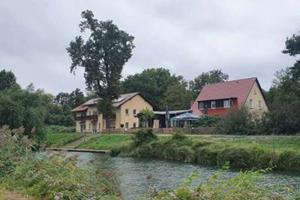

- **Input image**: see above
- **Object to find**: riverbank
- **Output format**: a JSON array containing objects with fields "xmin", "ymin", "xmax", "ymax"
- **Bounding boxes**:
[{"xmin": 67, "ymin": 131, "xmax": 300, "ymax": 172}]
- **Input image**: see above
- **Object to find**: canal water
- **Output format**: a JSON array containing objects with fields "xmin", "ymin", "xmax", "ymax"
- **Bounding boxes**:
[{"xmin": 63, "ymin": 152, "xmax": 300, "ymax": 200}]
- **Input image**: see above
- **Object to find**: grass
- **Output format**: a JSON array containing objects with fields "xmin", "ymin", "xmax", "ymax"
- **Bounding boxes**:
[
  {"xmin": 77, "ymin": 134, "xmax": 132, "ymax": 149},
  {"xmin": 73, "ymin": 133, "xmax": 300, "ymax": 153},
  {"xmin": 45, "ymin": 132, "xmax": 83, "ymax": 147},
  {"xmin": 0, "ymin": 188, "xmax": 31, "ymax": 200}
]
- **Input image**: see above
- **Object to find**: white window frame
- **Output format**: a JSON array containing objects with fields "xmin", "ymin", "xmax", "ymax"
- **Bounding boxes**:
[
  {"xmin": 224, "ymin": 99, "xmax": 231, "ymax": 108},
  {"xmin": 211, "ymin": 101, "xmax": 216, "ymax": 109}
]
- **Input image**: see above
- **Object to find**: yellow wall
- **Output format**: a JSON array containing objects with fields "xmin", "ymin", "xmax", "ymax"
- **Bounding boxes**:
[
  {"xmin": 74, "ymin": 94, "xmax": 153, "ymax": 132},
  {"xmin": 118, "ymin": 95, "xmax": 153, "ymax": 129},
  {"xmin": 245, "ymin": 81, "xmax": 268, "ymax": 117}
]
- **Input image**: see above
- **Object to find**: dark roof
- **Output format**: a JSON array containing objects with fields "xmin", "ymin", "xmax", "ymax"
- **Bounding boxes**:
[
  {"xmin": 153, "ymin": 110, "xmax": 191, "ymax": 115},
  {"xmin": 72, "ymin": 92, "xmax": 144, "ymax": 112}
]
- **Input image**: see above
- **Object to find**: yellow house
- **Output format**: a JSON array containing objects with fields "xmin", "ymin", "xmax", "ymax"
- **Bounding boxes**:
[{"xmin": 72, "ymin": 92, "xmax": 153, "ymax": 133}]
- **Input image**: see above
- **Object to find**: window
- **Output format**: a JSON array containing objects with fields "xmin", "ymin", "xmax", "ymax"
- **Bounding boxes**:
[
  {"xmin": 216, "ymin": 100, "xmax": 224, "ymax": 108},
  {"xmin": 133, "ymin": 109, "xmax": 136, "ymax": 115},
  {"xmin": 249, "ymin": 99, "xmax": 253, "ymax": 108},
  {"xmin": 258, "ymin": 100, "xmax": 262, "ymax": 109},
  {"xmin": 254, "ymin": 89, "xmax": 257, "ymax": 95},
  {"xmin": 125, "ymin": 122, "xmax": 129, "ymax": 129},
  {"xmin": 125, "ymin": 109, "xmax": 129, "ymax": 115},
  {"xmin": 198, "ymin": 102, "xmax": 204, "ymax": 109},
  {"xmin": 133, "ymin": 122, "xmax": 136, "ymax": 128},
  {"xmin": 224, "ymin": 100, "xmax": 231, "ymax": 108},
  {"xmin": 211, "ymin": 101, "xmax": 216, "ymax": 109},
  {"xmin": 88, "ymin": 123, "xmax": 91, "ymax": 130}
]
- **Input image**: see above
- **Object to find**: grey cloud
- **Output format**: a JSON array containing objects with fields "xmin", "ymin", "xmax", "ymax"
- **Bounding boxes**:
[{"xmin": 0, "ymin": 0, "xmax": 299, "ymax": 95}]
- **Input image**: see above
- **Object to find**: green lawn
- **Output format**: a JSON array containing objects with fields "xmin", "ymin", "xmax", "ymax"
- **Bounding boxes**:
[
  {"xmin": 188, "ymin": 135, "xmax": 300, "ymax": 153},
  {"xmin": 77, "ymin": 134, "xmax": 132, "ymax": 149},
  {"xmin": 75, "ymin": 133, "xmax": 300, "ymax": 153},
  {"xmin": 45, "ymin": 133, "xmax": 83, "ymax": 147}
]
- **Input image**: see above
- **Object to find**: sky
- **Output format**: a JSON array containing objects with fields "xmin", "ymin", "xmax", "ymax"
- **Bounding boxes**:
[{"xmin": 0, "ymin": 0, "xmax": 299, "ymax": 95}]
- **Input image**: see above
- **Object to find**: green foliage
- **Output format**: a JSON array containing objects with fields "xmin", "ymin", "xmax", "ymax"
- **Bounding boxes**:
[
  {"xmin": 189, "ymin": 69, "xmax": 229, "ymax": 98},
  {"xmin": 45, "ymin": 133, "xmax": 82, "ymax": 147},
  {"xmin": 121, "ymin": 68, "xmax": 192, "ymax": 110},
  {"xmin": 3, "ymin": 155, "xmax": 120, "ymax": 200},
  {"xmin": 132, "ymin": 129, "xmax": 157, "ymax": 146},
  {"xmin": 0, "ymin": 69, "xmax": 18, "ymax": 91},
  {"xmin": 264, "ymin": 31, "xmax": 300, "ymax": 135},
  {"xmin": 216, "ymin": 107, "xmax": 256, "ymax": 135},
  {"xmin": 0, "ymin": 84, "xmax": 52, "ymax": 141},
  {"xmin": 193, "ymin": 115, "xmax": 220, "ymax": 127},
  {"xmin": 67, "ymin": 10, "xmax": 134, "ymax": 120},
  {"xmin": 138, "ymin": 108, "xmax": 154, "ymax": 128},
  {"xmin": 152, "ymin": 170, "xmax": 282, "ymax": 200},
  {"xmin": 0, "ymin": 127, "xmax": 120, "ymax": 199},
  {"xmin": 120, "ymin": 133, "xmax": 300, "ymax": 172}
]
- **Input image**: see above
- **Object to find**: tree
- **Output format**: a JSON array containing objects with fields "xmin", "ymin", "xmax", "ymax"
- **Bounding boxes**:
[
  {"xmin": 138, "ymin": 108, "xmax": 154, "ymax": 128},
  {"xmin": 67, "ymin": 10, "xmax": 134, "ymax": 128},
  {"xmin": 264, "ymin": 31, "xmax": 300, "ymax": 134},
  {"xmin": 0, "ymin": 69, "xmax": 18, "ymax": 91},
  {"xmin": 122, "ymin": 68, "xmax": 189, "ymax": 110},
  {"xmin": 189, "ymin": 69, "xmax": 229, "ymax": 98},
  {"xmin": 162, "ymin": 81, "xmax": 193, "ymax": 110}
]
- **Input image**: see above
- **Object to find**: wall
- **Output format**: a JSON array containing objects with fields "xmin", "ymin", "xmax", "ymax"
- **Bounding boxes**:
[
  {"xmin": 245, "ymin": 81, "xmax": 269, "ymax": 117},
  {"xmin": 118, "ymin": 95, "xmax": 153, "ymax": 129}
]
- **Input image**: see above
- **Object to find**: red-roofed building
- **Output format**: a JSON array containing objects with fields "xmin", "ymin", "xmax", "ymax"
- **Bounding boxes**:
[{"xmin": 191, "ymin": 77, "xmax": 268, "ymax": 117}]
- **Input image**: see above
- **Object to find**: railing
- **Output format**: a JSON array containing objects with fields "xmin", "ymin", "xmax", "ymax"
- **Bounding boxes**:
[{"xmin": 75, "ymin": 114, "xmax": 98, "ymax": 121}]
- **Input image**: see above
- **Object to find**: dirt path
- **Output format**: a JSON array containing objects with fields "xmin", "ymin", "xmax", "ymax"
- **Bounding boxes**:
[
  {"xmin": 64, "ymin": 134, "xmax": 101, "ymax": 148},
  {"xmin": 0, "ymin": 188, "xmax": 32, "ymax": 200}
]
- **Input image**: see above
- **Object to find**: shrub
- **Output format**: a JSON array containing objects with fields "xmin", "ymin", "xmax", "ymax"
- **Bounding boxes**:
[
  {"xmin": 216, "ymin": 107, "xmax": 256, "ymax": 135},
  {"xmin": 132, "ymin": 129, "xmax": 157, "ymax": 146},
  {"xmin": 193, "ymin": 115, "xmax": 220, "ymax": 127},
  {"xmin": 3, "ymin": 155, "xmax": 120, "ymax": 199},
  {"xmin": 277, "ymin": 151, "xmax": 300, "ymax": 171},
  {"xmin": 195, "ymin": 145, "xmax": 220, "ymax": 166}
]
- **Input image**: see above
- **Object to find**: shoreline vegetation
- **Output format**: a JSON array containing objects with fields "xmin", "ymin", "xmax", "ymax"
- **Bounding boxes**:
[
  {"xmin": 0, "ymin": 127, "xmax": 121, "ymax": 200},
  {"xmin": 69, "ymin": 130, "xmax": 300, "ymax": 172}
]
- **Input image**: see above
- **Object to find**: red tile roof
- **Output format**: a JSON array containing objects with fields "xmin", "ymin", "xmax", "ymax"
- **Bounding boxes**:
[{"xmin": 191, "ymin": 77, "xmax": 257, "ymax": 115}]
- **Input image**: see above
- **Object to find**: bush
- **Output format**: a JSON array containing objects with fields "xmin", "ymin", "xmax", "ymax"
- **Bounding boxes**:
[
  {"xmin": 277, "ymin": 151, "xmax": 300, "ymax": 171},
  {"xmin": 132, "ymin": 129, "xmax": 157, "ymax": 146},
  {"xmin": 216, "ymin": 107, "xmax": 256, "ymax": 135},
  {"xmin": 3, "ymin": 155, "xmax": 120, "ymax": 199},
  {"xmin": 193, "ymin": 115, "xmax": 220, "ymax": 127},
  {"xmin": 195, "ymin": 145, "xmax": 220, "ymax": 166}
]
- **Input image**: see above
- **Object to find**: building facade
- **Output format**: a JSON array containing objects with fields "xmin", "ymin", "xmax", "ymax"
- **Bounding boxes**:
[
  {"xmin": 72, "ymin": 92, "xmax": 153, "ymax": 133},
  {"xmin": 191, "ymin": 77, "xmax": 268, "ymax": 117}
]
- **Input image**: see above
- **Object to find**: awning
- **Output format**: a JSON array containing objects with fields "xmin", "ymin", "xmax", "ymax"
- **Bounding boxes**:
[{"xmin": 170, "ymin": 112, "xmax": 200, "ymax": 121}]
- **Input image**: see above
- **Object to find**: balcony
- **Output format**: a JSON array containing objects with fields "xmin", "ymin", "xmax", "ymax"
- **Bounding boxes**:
[{"xmin": 75, "ymin": 114, "xmax": 98, "ymax": 122}]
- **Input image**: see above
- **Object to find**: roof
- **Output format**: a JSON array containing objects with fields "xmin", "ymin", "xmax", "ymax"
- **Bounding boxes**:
[
  {"xmin": 153, "ymin": 109, "xmax": 191, "ymax": 115},
  {"xmin": 191, "ymin": 77, "xmax": 259, "ymax": 115},
  {"xmin": 170, "ymin": 112, "xmax": 199, "ymax": 121},
  {"xmin": 72, "ymin": 92, "xmax": 144, "ymax": 112}
]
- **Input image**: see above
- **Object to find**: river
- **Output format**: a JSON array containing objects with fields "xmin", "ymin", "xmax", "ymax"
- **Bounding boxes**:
[{"xmin": 61, "ymin": 152, "xmax": 300, "ymax": 200}]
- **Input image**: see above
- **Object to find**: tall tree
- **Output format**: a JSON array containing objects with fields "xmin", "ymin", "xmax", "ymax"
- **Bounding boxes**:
[
  {"xmin": 0, "ymin": 69, "xmax": 18, "ymax": 91},
  {"xmin": 189, "ymin": 69, "xmax": 229, "ymax": 98},
  {"xmin": 264, "ymin": 31, "xmax": 300, "ymax": 134},
  {"xmin": 121, "ymin": 68, "xmax": 188, "ymax": 110},
  {"xmin": 67, "ymin": 10, "xmax": 134, "ymax": 128}
]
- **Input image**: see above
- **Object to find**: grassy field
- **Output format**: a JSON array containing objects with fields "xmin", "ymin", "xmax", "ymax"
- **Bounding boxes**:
[
  {"xmin": 45, "ymin": 133, "xmax": 83, "ymax": 147},
  {"xmin": 73, "ymin": 133, "xmax": 300, "ymax": 153},
  {"xmin": 77, "ymin": 134, "xmax": 132, "ymax": 149}
]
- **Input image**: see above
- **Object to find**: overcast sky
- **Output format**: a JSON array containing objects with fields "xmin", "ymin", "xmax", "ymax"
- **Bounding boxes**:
[{"xmin": 0, "ymin": 0, "xmax": 299, "ymax": 95}]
